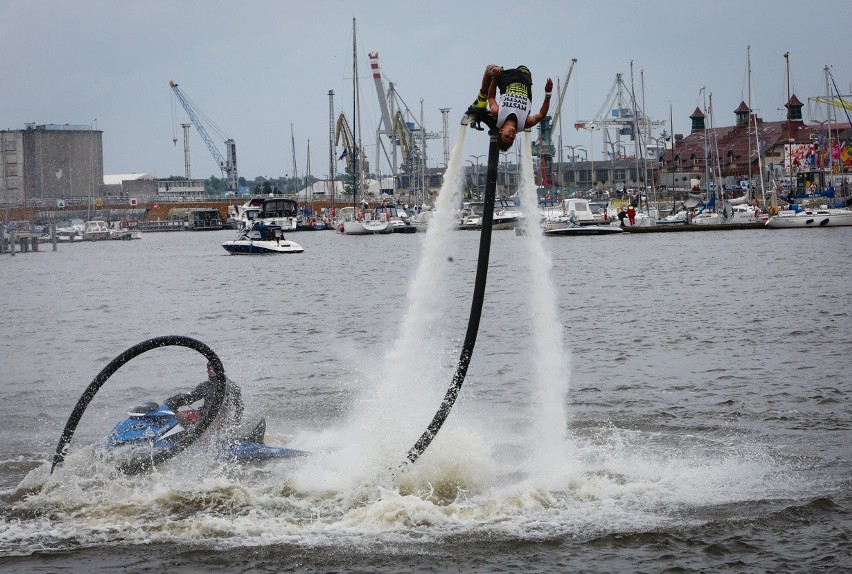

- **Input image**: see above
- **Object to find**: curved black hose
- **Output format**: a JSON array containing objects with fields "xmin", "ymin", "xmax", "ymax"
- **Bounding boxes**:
[
  {"xmin": 50, "ymin": 335, "xmax": 226, "ymax": 475},
  {"xmin": 404, "ymin": 126, "xmax": 500, "ymax": 465}
]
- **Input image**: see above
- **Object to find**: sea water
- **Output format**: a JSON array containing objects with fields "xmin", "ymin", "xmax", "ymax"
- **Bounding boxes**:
[{"xmin": 0, "ymin": 181, "xmax": 850, "ymax": 570}]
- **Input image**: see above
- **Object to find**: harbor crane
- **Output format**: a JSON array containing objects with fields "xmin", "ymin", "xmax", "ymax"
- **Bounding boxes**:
[
  {"xmin": 368, "ymin": 52, "xmax": 443, "ymax": 197},
  {"xmin": 334, "ymin": 112, "xmax": 369, "ymax": 196},
  {"xmin": 169, "ymin": 80, "xmax": 238, "ymax": 190},
  {"xmin": 533, "ymin": 58, "xmax": 577, "ymax": 193},
  {"xmin": 574, "ymin": 72, "xmax": 665, "ymax": 161}
]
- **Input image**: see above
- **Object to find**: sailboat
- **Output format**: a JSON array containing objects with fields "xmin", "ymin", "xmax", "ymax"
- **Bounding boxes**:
[
  {"xmin": 340, "ymin": 19, "xmax": 392, "ymax": 235},
  {"xmin": 765, "ymin": 57, "xmax": 852, "ymax": 228},
  {"xmin": 690, "ymin": 90, "xmax": 762, "ymax": 226}
]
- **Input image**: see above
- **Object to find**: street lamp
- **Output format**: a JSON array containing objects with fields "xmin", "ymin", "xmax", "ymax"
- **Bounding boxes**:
[
  {"xmin": 564, "ymin": 145, "xmax": 586, "ymax": 194},
  {"xmin": 500, "ymin": 152, "xmax": 512, "ymax": 196},
  {"xmin": 469, "ymin": 154, "xmax": 484, "ymax": 199}
]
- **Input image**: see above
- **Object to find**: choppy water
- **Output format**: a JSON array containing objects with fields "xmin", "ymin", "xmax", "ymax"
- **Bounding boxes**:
[{"xmin": 1, "ymin": 197, "xmax": 850, "ymax": 571}]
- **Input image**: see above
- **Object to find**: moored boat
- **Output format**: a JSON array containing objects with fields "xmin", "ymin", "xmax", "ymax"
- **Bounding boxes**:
[
  {"xmin": 457, "ymin": 198, "xmax": 523, "ymax": 230},
  {"xmin": 110, "ymin": 220, "xmax": 143, "ymax": 240},
  {"xmin": 765, "ymin": 206, "xmax": 852, "ymax": 228},
  {"xmin": 231, "ymin": 197, "xmax": 299, "ymax": 231},
  {"xmin": 341, "ymin": 203, "xmax": 401, "ymax": 235},
  {"xmin": 221, "ymin": 222, "xmax": 304, "ymax": 254},
  {"xmin": 542, "ymin": 221, "xmax": 623, "ymax": 236},
  {"xmin": 82, "ymin": 220, "xmax": 111, "ymax": 241}
]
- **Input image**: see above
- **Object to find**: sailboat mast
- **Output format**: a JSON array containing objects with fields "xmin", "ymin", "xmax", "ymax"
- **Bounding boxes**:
[
  {"xmin": 307, "ymin": 139, "xmax": 313, "ymax": 216},
  {"xmin": 748, "ymin": 47, "xmax": 766, "ymax": 202},
  {"xmin": 670, "ymin": 103, "xmax": 675, "ymax": 213},
  {"xmin": 825, "ymin": 66, "xmax": 833, "ymax": 177},
  {"xmin": 328, "ymin": 89, "xmax": 335, "ymax": 214},
  {"xmin": 629, "ymin": 62, "xmax": 641, "ymax": 210},
  {"xmin": 784, "ymin": 52, "xmax": 791, "ymax": 139},
  {"xmin": 784, "ymin": 52, "xmax": 792, "ymax": 194},
  {"xmin": 290, "ymin": 123, "xmax": 298, "ymax": 196},
  {"xmin": 352, "ymin": 17, "xmax": 358, "ymax": 208},
  {"xmin": 747, "ymin": 46, "xmax": 753, "ymax": 200}
]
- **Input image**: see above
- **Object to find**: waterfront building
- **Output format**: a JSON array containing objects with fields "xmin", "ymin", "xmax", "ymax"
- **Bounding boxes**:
[
  {"xmin": 658, "ymin": 96, "xmax": 852, "ymax": 197},
  {"xmin": 156, "ymin": 177, "xmax": 206, "ymax": 200},
  {"xmin": 1, "ymin": 123, "xmax": 103, "ymax": 204}
]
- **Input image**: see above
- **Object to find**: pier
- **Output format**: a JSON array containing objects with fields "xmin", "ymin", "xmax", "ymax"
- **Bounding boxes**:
[
  {"xmin": 1, "ymin": 226, "xmax": 58, "ymax": 255},
  {"xmin": 620, "ymin": 222, "xmax": 765, "ymax": 233}
]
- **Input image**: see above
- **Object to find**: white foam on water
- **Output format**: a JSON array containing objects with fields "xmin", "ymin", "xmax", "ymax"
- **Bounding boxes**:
[{"xmin": 5, "ymin": 415, "xmax": 802, "ymax": 553}]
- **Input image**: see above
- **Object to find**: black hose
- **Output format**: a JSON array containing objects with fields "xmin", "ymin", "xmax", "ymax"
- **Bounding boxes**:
[
  {"xmin": 50, "ymin": 335, "xmax": 226, "ymax": 475},
  {"xmin": 404, "ymin": 124, "xmax": 500, "ymax": 466}
]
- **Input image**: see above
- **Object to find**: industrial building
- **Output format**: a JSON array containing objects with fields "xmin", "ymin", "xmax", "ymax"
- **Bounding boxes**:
[{"xmin": 1, "ymin": 123, "xmax": 103, "ymax": 203}]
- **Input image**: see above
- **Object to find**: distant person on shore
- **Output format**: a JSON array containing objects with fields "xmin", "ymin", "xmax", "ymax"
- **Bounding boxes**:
[
  {"xmin": 471, "ymin": 64, "xmax": 553, "ymax": 150},
  {"xmin": 617, "ymin": 208, "xmax": 626, "ymax": 227},
  {"xmin": 627, "ymin": 204, "xmax": 637, "ymax": 226}
]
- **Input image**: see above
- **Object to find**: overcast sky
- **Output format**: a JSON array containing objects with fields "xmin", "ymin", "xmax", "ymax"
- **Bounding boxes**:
[{"xmin": 2, "ymin": 0, "xmax": 850, "ymax": 180}]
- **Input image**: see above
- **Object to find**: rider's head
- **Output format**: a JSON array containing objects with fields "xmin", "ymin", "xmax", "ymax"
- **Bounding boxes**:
[
  {"xmin": 206, "ymin": 362, "xmax": 225, "ymax": 383},
  {"xmin": 498, "ymin": 117, "xmax": 518, "ymax": 151}
]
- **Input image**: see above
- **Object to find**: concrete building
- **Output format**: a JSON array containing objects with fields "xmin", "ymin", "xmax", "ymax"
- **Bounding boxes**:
[
  {"xmin": 103, "ymin": 173, "xmax": 158, "ymax": 199},
  {"xmin": 156, "ymin": 178, "xmax": 206, "ymax": 200},
  {"xmin": 0, "ymin": 124, "xmax": 103, "ymax": 203}
]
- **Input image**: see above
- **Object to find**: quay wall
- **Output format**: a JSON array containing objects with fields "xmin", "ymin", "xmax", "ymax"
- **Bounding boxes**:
[{"xmin": 1, "ymin": 199, "xmax": 361, "ymax": 226}]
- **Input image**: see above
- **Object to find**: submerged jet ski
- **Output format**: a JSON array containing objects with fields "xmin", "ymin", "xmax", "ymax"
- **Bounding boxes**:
[{"xmin": 101, "ymin": 401, "xmax": 309, "ymax": 469}]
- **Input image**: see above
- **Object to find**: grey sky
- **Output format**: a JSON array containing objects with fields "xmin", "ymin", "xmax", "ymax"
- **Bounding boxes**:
[{"xmin": 2, "ymin": 0, "xmax": 849, "ymax": 180}]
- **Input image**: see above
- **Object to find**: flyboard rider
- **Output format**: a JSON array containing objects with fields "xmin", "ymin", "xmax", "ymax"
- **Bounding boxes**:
[{"xmin": 470, "ymin": 64, "xmax": 553, "ymax": 150}]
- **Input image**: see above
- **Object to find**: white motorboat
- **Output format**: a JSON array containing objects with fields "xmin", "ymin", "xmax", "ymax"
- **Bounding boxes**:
[
  {"xmin": 110, "ymin": 220, "xmax": 143, "ymax": 240},
  {"xmin": 221, "ymin": 222, "xmax": 304, "ymax": 254},
  {"xmin": 542, "ymin": 220, "xmax": 623, "ymax": 236},
  {"xmin": 766, "ymin": 206, "xmax": 852, "ymax": 228},
  {"xmin": 526, "ymin": 197, "xmax": 615, "ymax": 235},
  {"xmin": 408, "ymin": 207, "xmax": 433, "ymax": 231},
  {"xmin": 56, "ymin": 221, "xmax": 84, "ymax": 242},
  {"xmin": 231, "ymin": 197, "xmax": 299, "ymax": 231},
  {"xmin": 457, "ymin": 199, "xmax": 523, "ymax": 230},
  {"xmin": 82, "ymin": 220, "xmax": 111, "ymax": 241}
]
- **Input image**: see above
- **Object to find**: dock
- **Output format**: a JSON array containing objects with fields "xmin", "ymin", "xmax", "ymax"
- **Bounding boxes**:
[
  {"xmin": 620, "ymin": 222, "xmax": 765, "ymax": 233},
  {"xmin": 1, "ymin": 227, "xmax": 57, "ymax": 255},
  {"xmin": 137, "ymin": 220, "xmax": 186, "ymax": 232}
]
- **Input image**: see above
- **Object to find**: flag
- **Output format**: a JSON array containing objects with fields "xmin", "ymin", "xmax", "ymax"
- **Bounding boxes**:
[{"xmin": 338, "ymin": 149, "xmax": 348, "ymax": 160}]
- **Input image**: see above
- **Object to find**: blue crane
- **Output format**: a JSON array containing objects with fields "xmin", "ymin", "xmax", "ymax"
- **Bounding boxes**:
[{"xmin": 169, "ymin": 80, "xmax": 238, "ymax": 191}]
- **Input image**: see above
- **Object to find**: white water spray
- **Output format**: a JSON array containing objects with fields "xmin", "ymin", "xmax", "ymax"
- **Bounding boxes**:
[
  {"xmin": 319, "ymin": 126, "xmax": 472, "ymax": 481},
  {"xmin": 378, "ymin": 124, "xmax": 471, "ymax": 411},
  {"xmin": 517, "ymin": 132, "xmax": 572, "ymax": 485}
]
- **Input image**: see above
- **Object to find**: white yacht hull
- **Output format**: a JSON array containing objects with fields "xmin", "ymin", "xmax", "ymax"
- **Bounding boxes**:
[
  {"xmin": 766, "ymin": 208, "xmax": 852, "ymax": 228},
  {"xmin": 222, "ymin": 239, "xmax": 304, "ymax": 254},
  {"xmin": 342, "ymin": 220, "xmax": 393, "ymax": 235}
]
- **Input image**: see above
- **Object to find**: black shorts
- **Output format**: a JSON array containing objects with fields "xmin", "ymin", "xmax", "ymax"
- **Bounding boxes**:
[{"xmin": 498, "ymin": 67, "xmax": 532, "ymax": 100}]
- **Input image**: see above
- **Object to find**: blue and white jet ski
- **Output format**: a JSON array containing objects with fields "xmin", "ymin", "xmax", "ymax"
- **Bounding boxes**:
[{"xmin": 102, "ymin": 402, "xmax": 309, "ymax": 466}]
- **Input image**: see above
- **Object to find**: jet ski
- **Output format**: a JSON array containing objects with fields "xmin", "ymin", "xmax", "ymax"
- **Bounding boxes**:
[{"xmin": 101, "ymin": 401, "xmax": 309, "ymax": 469}]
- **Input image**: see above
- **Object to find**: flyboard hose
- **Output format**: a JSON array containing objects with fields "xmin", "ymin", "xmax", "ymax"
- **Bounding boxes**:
[
  {"xmin": 404, "ymin": 110, "xmax": 499, "ymax": 466},
  {"xmin": 50, "ymin": 335, "xmax": 226, "ymax": 475}
]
